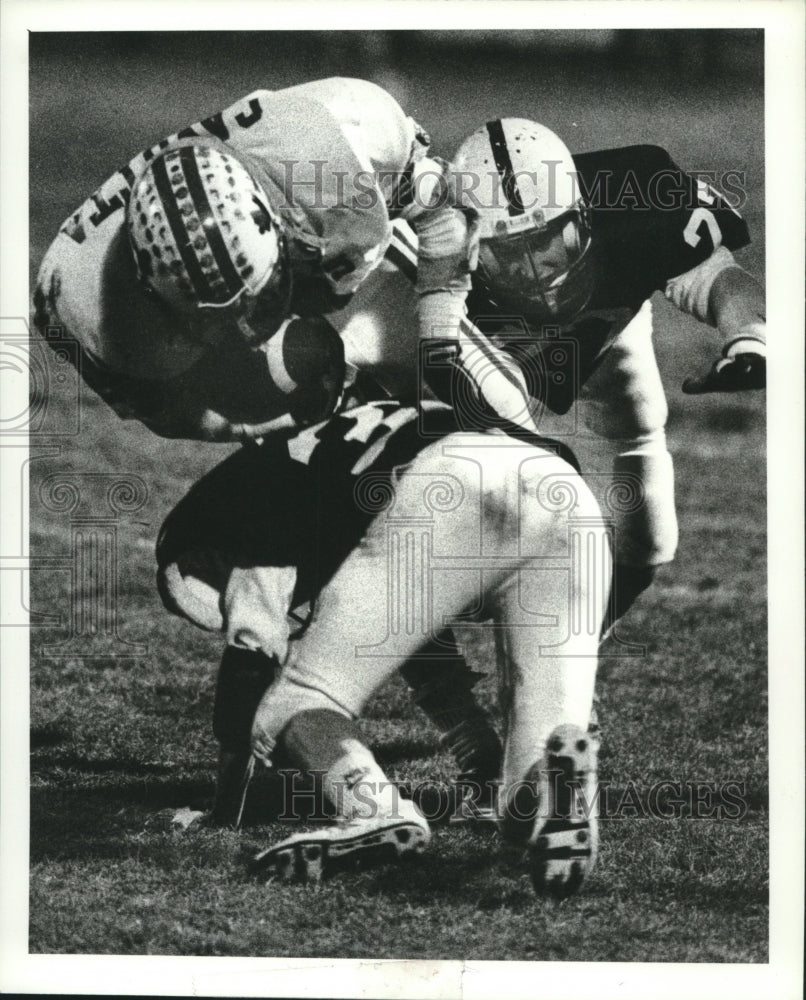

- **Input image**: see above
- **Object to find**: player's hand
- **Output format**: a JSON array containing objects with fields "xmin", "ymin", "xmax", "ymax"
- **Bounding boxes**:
[{"xmin": 682, "ymin": 345, "xmax": 766, "ymax": 394}]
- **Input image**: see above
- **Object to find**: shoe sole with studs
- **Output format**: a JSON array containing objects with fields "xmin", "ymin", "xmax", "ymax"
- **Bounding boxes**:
[
  {"xmin": 527, "ymin": 724, "xmax": 598, "ymax": 899},
  {"xmin": 251, "ymin": 819, "xmax": 429, "ymax": 883}
]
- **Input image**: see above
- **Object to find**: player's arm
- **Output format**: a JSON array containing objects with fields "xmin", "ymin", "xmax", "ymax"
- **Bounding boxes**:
[
  {"xmin": 673, "ymin": 252, "xmax": 766, "ymax": 393},
  {"xmin": 653, "ymin": 154, "xmax": 766, "ymax": 393},
  {"xmin": 393, "ymin": 151, "xmax": 478, "ymax": 342},
  {"xmin": 135, "ymin": 316, "xmax": 345, "ymax": 441},
  {"xmin": 359, "ymin": 101, "xmax": 481, "ymax": 347},
  {"xmin": 32, "ymin": 337, "xmax": 277, "ymax": 442},
  {"xmin": 33, "ymin": 293, "xmax": 344, "ymax": 442},
  {"xmin": 383, "ymin": 220, "xmax": 541, "ymax": 433}
]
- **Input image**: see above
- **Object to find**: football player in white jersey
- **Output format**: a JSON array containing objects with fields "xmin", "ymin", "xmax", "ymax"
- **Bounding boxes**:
[
  {"xmin": 33, "ymin": 77, "xmax": 479, "ymax": 440},
  {"xmin": 31, "ymin": 77, "xmax": 532, "ymax": 841}
]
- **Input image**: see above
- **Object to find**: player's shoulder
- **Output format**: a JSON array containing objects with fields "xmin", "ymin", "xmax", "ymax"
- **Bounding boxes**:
[
  {"xmin": 274, "ymin": 77, "xmax": 405, "ymax": 124},
  {"xmin": 573, "ymin": 143, "xmax": 678, "ymax": 177},
  {"xmin": 572, "ymin": 144, "xmax": 686, "ymax": 208},
  {"xmin": 278, "ymin": 77, "xmax": 415, "ymax": 173},
  {"xmin": 574, "ymin": 142, "xmax": 749, "ymax": 252}
]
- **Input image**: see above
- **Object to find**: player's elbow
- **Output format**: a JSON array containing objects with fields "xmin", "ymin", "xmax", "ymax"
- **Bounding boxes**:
[{"xmin": 707, "ymin": 266, "xmax": 766, "ymax": 329}]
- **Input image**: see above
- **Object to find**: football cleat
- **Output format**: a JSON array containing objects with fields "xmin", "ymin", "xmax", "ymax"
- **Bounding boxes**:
[
  {"xmin": 526, "ymin": 723, "xmax": 599, "ymax": 899},
  {"xmin": 251, "ymin": 801, "xmax": 431, "ymax": 883}
]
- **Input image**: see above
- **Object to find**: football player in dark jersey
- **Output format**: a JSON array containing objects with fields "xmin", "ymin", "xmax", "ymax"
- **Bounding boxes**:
[
  {"xmin": 366, "ymin": 119, "xmax": 765, "ymax": 806},
  {"xmin": 160, "ymin": 395, "xmax": 608, "ymax": 895},
  {"xmin": 453, "ymin": 118, "xmax": 764, "ymax": 629}
]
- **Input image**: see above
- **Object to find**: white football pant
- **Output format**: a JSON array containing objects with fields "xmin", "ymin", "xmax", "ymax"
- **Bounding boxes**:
[{"xmin": 251, "ymin": 430, "xmax": 611, "ymax": 801}]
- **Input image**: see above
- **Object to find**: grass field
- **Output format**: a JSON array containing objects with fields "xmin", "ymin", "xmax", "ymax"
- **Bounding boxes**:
[{"xmin": 26, "ymin": 33, "xmax": 767, "ymax": 962}]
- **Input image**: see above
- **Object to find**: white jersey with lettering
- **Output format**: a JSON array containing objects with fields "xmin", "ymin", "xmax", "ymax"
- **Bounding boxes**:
[{"xmin": 33, "ymin": 78, "xmax": 435, "ymax": 424}]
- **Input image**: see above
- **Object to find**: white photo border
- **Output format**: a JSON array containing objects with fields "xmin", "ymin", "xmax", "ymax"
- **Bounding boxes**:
[{"xmin": 2, "ymin": 1, "xmax": 803, "ymax": 997}]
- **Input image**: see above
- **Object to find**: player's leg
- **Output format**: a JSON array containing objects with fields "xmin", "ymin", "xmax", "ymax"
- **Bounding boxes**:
[
  {"xmin": 250, "ymin": 433, "xmax": 601, "ymax": 882},
  {"xmin": 480, "ymin": 452, "xmax": 609, "ymax": 896},
  {"xmin": 250, "ymin": 707, "xmax": 431, "ymax": 881},
  {"xmin": 578, "ymin": 300, "xmax": 678, "ymax": 634},
  {"xmin": 210, "ymin": 646, "xmax": 280, "ymax": 824},
  {"xmin": 491, "ymin": 545, "xmax": 608, "ymax": 895},
  {"xmin": 398, "ymin": 630, "xmax": 502, "ymax": 799},
  {"xmin": 156, "ymin": 436, "xmax": 313, "ymax": 823}
]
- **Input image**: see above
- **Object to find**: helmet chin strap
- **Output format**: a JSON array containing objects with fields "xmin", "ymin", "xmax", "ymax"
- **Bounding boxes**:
[{"xmin": 197, "ymin": 286, "xmax": 251, "ymax": 311}]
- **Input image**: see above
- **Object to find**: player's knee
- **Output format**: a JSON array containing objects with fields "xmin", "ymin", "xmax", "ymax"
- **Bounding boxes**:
[
  {"xmin": 521, "ymin": 453, "xmax": 603, "ymax": 548},
  {"xmin": 584, "ymin": 314, "xmax": 668, "ymax": 442},
  {"xmin": 589, "ymin": 379, "xmax": 668, "ymax": 443}
]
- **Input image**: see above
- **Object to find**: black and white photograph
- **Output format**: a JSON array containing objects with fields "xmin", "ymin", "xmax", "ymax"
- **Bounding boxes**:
[{"xmin": 1, "ymin": 1, "xmax": 803, "ymax": 997}]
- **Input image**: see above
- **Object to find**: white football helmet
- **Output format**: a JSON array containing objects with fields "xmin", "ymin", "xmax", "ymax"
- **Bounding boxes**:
[
  {"xmin": 452, "ymin": 119, "xmax": 594, "ymax": 324},
  {"xmin": 127, "ymin": 143, "xmax": 291, "ymax": 345}
]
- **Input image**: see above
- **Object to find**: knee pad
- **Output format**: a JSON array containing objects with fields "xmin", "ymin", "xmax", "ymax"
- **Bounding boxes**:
[{"xmin": 611, "ymin": 433, "xmax": 678, "ymax": 566}]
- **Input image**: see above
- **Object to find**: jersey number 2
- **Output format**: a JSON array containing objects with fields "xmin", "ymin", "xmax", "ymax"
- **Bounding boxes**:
[{"xmin": 683, "ymin": 207, "xmax": 722, "ymax": 250}]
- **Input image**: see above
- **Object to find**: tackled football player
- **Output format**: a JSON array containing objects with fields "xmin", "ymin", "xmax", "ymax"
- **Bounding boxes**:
[
  {"xmin": 159, "ymin": 390, "xmax": 607, "ymax": 896},
  {"xmin": 32, "ymin": 77, "xmax": 502, "ymax": 817}
]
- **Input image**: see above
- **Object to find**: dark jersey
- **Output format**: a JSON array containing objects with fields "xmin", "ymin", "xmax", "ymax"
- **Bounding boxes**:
[
  {"xmin": 157, "ymin": 397, "xmax": 579, "ymax": 616},
  {"xmin": 465, "ymin": 145, "xmax": 751, "ymax": 414}
]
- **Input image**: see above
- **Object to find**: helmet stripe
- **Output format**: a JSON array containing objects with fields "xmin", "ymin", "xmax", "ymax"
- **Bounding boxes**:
[
  {"xmin": 150, "ymin": 153, "xmax": 216, "ymax": 303},
  {"xmin": 391, "ymin": 219, "xmax": 418, "ymax": 257},
  {"xmin": 178, "ymin": 147, "xmax": 244, "ymax": 301},
  {"xmin": 485, "ymin": 120, "xmax": 526, "ymax": 217},
  {"xmin": 385, "ymin": 242, "xmax": 417, "ymax": 284}
]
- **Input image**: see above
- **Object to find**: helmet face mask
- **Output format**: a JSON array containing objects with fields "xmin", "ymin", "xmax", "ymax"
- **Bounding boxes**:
[
  {"xmin": 476, "ymin": 202, "xmax": 594, "ymax": 325},
  {"xmin": 128, "ymin": 144, "xmax": 292, "ymax": 347},
  {"xmin": 230, "ymin": 240, "xmax": 293, "ymax": 348}
]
